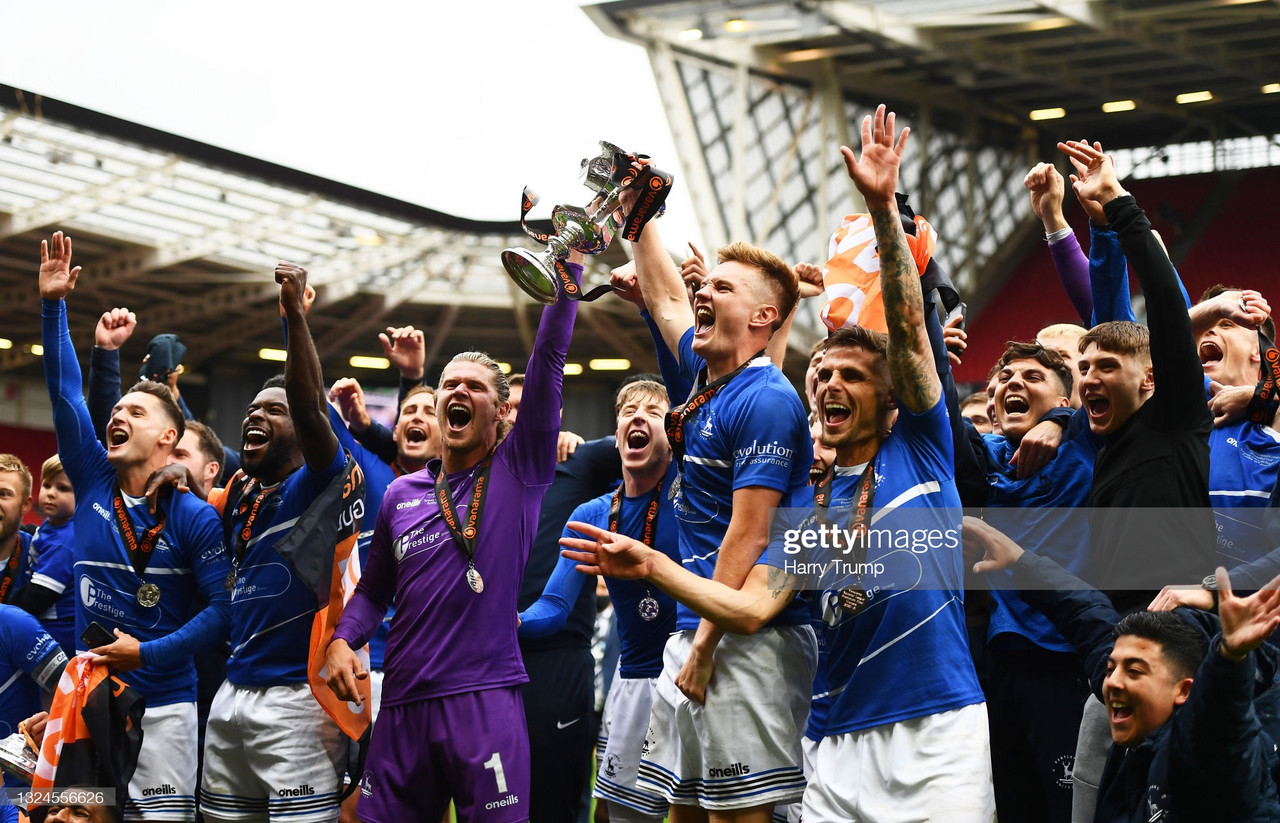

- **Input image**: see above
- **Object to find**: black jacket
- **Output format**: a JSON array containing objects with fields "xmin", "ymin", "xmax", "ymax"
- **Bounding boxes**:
[{"xmin": 1012, "ymin": 552, "xmax": 1280, "ymax": 822}]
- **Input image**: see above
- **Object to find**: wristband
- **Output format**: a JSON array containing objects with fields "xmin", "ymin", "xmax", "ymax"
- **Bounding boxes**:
[{"xmin": 1045, "ymin": 227, "xmax": 1072, "ymax": 244}]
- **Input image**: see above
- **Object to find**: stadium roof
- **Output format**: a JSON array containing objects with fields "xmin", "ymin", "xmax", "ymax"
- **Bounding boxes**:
[
  {"xmin": 586, "ymin": 0, "xmax": 1280, "ymax": 150},
  {"xmin": 0, "ymin": 84, "xmax": 661, "ymax": 387}
]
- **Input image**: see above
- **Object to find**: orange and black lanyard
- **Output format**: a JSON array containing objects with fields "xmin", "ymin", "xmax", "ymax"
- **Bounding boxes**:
[
  {"xmin": 434, "ymin": 449, "xmax": 496, "ymax": 570},
  {"xmin": 608, "ymin": 481, "xmax": 664, "ymax": 546},
  {"xmin": 664, "ymin": 350, "xmax": 766, "ymax": 471},
  {"xmin": 813, "ymin": 460, "xmax": 878, "ymax": 615},
  {"xmin": 231, "ymin": 481, "xmax": 282, "ymax": 572},
  {"xmin": 112, "ymin": 487, "xmax": 165, "ymax": 578},
  {"xmin": 1248, "ymin": 330, "xmax": 1280, "ymax": 424},
  {"xmin": 0, "ymin": 535, "xmax": 23, "ymax": 601}
]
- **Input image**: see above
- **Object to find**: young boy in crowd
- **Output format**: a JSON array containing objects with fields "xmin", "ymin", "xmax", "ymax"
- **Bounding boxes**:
[{"xmin": 24, "ymin": 456, "xmax": 78, "ymax": 654}]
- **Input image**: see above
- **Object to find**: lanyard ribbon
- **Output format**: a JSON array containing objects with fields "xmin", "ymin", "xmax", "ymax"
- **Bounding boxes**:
[
  {"xmin": 434, "ymin": 450, "xmax": 496, "ymax": 567},
  {"xmin": 1248, "ymin": 330, "xmax": 1280, "ymax": 424},
  {"xmin": 813, "ymin": 460, "xmax": 878, "ymax": 571},
  {"xmin": 665, "ymin": 351, "xmax": 766, "ymax": 470},
  {"xmin": 0, "ymin": 536, "xmax": 23, "ymax": 601},
  {"xmin": 609, "ymin": 481, "xmax": 664, "ymax": 547},
  {"xmin": 232, "ymin": 481, "xmax": 282, "ymax": 570},
  {"xmin": 112, "ymin": 487, "xmax": 166, "ymax": 578}
]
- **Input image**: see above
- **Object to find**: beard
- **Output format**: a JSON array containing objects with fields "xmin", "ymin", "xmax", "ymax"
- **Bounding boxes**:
[{"xmin": 240, "ymin": 435, "xmax": 297, "ymax": 482}]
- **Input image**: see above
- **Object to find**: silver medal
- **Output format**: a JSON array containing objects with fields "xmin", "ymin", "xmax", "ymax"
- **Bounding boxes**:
[
  {"xmin": 637, "ymin": 595, "xmax": 660, "ymax": 622},
  {"xmin": 136, "ymin": 582, "xmax": 161, "ymax": 608},
  {"xmin": 466, "ymin": 566, "xmax": 485, "ymax": 594}
]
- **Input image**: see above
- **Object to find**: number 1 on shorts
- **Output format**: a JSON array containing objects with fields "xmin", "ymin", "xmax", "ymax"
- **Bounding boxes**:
[{"xmin": 483, "ymin": 752, "xmax": 508, "ymax": 794}]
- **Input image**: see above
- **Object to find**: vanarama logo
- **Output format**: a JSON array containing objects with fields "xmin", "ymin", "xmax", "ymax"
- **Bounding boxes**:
[{"xmin": 708, "ymin": 763, "xmax": 750, "ymax": 778}]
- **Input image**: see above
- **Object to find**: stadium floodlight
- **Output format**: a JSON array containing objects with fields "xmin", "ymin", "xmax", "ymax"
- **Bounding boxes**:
[
  {"xmin": 1029, "ymin": 108, "xmax": 1066, "ymax": 121},
  {"xmin": 1102, "ymin": 100, "xmax": 1136, "ymax": 113},
  {"xmin": 1175, "ymin": 91, "xmax": 1213, "ymax": 104}
]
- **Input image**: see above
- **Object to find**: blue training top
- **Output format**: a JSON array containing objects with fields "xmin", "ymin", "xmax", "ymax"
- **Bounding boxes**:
[
  {"xmin": 42, "ymin": 298, "xmax": 231, "ymax": 707},
  {"xmin": 520, "ymin": 462, "xmax": 681, "ymax": 679},
  {"xmin": 26, "ymin": 518, "xmax": 78, "ymax": 654},
  {"xmin": 672, "ymin": 328, "xmax": 810, "ymax": 631}
]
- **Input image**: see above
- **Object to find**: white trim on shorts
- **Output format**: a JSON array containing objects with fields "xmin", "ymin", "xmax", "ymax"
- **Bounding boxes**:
[
  {"xmin": 636, "ymin": 625, "xmax": 817, "ymax": 810},
  {"xmin": 126, "ymin": 701, "xmax": 197, "ymax": 822},
  {"xmin": 593, "ymin": 675, "xmax": 668, "ymax": 817},
  {"xmin": 802, "ymin": 702, "xmax": 995, "ymax": 823},
  {"xmin": 200, "ymin": 681, "xmax": 347, "ymax": 823}
]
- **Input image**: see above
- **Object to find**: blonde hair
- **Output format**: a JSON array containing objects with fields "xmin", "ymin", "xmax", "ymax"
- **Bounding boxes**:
[
  {"xmin": 0, "ymin": 454, "xmax": 32, "ymax": 501},
  {"xmin": 717, "ymin": 242, "xmax": 799, "ymax": 332},
  {"xmin": 40, "ymin": 454, "xmax": 65, "ymax": 486}
]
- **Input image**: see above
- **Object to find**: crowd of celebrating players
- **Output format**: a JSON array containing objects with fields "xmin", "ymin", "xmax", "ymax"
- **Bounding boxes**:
[{"xmin": 0, "ymin": 103, "xmax": 1278, "ymax": 823}]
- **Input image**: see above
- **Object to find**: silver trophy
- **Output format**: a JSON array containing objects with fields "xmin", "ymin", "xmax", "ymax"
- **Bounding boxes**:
[
  {"xmin": 0, "ymin": 732, "xmax": 37, "ymax": 782},
  {"xmin": 502, "ymin": 141, "xmax": 671, "ymax": 304}
]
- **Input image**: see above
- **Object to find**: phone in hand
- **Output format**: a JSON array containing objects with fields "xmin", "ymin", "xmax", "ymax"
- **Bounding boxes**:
[{"xmin": 81, "ymin": 621, "xmax": 116, "ymax": 650}]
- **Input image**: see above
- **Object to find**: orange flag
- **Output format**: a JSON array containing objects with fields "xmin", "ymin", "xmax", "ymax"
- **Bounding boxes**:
[
  {"xmin": 32, "ymin": 654, "xmax": 144, "ymax": 807},
  {"xmin": 821, "ymin": 213, "xmax": 937, "ymax": 333}
]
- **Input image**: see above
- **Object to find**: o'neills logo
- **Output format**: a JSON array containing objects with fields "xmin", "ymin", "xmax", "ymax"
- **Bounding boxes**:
[
  {"xmin": 279, "ymin": 784, "xmax": 316, "ymax": 797},
  {"xmin": 708, "ymin": 763, "xmax": 750, "ymax": 778}
]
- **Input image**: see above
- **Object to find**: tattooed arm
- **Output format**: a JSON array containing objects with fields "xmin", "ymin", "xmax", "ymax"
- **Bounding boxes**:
[{"xmin": 841, "ymin": 105, "xmax": 940, "ymax": 414}]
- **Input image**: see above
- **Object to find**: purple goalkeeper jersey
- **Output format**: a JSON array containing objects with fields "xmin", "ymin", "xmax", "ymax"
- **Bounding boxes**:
[{"xmin": 332, "ymin": 266, "xmax": 579, "ymax": 707}]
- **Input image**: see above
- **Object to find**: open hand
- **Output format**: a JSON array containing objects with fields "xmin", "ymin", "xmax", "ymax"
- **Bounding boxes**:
[
  {"xmin": 379, "ymin": 326, "xmax": 426, "ymax": 380},
  {"xmin": 1058, "ymin": 140, "xmax": 1124, "ymax": 213},
  {"xmin": 841, "ymin": 104, "xmax": 910, "ymax": 209},
  {"xmin": 963, "ymin": 516, "xmax": 1026, "ymax": 574},
  {"xmin": 560, "ymin": 520, "xmax": 654, "ymax": 580},
  {"xmin": 39, "ymin": 231, "xmax": 81, "ymax": 301}
]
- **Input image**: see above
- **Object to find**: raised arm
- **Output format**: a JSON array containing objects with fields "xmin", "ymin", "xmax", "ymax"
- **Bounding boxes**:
[
  {"xmin": 1027, "ymin": 162, "xmax": 1093, "ymax": 323},
  {"xmin": 1061, "ymin": 141, "xmax": 1205, "ymax": 426},
  {"xmin": 87, "ymin": 308, "xmax": 137, "ymax": 447},
  {"xmin": 629, "ymin": 220, "xmax": 694, "ymax": 358},
  {"xmin": 39, "ymin": 232, "xmax": 102, "ymax": 483},
  {"xmin": 277, "ymin": 262, "xmax": 339, "ymax": 472},
  {"xmin": 841, "ymin": 105, "xmax": 939, "ymax": 413}
]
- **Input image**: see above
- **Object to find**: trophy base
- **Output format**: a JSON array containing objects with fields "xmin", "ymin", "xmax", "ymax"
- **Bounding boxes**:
[{"xmin": 501, "ymin": 249, "xmax": 560, "ymax": 305}]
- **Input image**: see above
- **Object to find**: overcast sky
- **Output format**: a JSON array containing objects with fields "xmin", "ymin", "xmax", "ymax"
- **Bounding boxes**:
[{"xmin": 0, "ymin": 0, "xmax": 703, "ymax": 246}]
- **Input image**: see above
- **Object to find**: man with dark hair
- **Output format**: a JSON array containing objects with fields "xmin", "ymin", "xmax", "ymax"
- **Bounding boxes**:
[
  {"xmin": 324, "ymin": 253, "xmax": 581, "ymax": 823},
  {"xmin": 199, "ymin": 262, "xmax": 352, "ymax": 823},
  {"xmin": 1188, "ymin": 285, "xmax": 1277, "ymax": 567},
  {"xmin": 169, "ymin": 421, "xmax": 224, "ymax": 496},
  {"xmin": 952, "ymin": 340, "xmax": 1098, "ymax": 823},
  {"xmin": 38, "ymin": 230, "xmax": 231, "ymax": 823},
  {"xmin": 959, "ymin": 392, "xmax": 992, "ymax": 433},
  {"xmin": 87, "ymin": 307, "xmax": 240, "ymax": 481},
  {"xmin": 966, "ymin": 516, "xmax": 1280, "ymax": 822}
]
